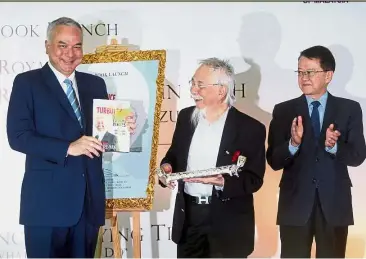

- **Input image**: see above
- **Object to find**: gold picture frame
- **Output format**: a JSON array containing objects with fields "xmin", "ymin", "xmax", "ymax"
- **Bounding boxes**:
[{"xmin": 81, "ymin": 49, "xmax": 166, "ymax": 212}]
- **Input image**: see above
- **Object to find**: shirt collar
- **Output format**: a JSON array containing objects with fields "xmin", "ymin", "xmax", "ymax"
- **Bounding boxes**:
[
  {"xmin": 48, "ymin": 61, "xmax": 76, "ymax": 83},
  {"xmin": 305, "ymin": 91, "xmax": 328, "ymax": 109},
  {"xmin": 201, "ymin": 106, "xmax": 230, "ymax": 124}
]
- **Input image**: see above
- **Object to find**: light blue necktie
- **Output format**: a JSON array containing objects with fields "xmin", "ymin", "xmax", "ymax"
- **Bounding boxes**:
[{"xmin": 64, "ymin": 78, "xmax": 83, "ymax": 127}]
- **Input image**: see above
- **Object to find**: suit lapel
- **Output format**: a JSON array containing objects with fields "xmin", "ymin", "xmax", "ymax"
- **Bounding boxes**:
[
  {"xmin": 209, "ymin": 107, "xmax": 237, "ymax": 197},
  {"xmin": 216, "ymin": 107, "xmax": 237, "ymax": 167},
  {"xmin": 319, "ymin": 93, "xmax": 337, "ymax": 146},
  {"xmin": 41, "ymin": 63, "xmax": 82, "ymax": 129}
]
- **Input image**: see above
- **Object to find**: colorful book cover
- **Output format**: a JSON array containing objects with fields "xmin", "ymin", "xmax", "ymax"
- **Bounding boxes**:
[{"xmin": 93, "ymin": 99, "xmax": 131, "ymax": 153}]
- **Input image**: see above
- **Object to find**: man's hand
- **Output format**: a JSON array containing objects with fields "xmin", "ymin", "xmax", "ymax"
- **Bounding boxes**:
[
  {"xmin": 325, "ymin": 123, "xmax": 341, "ymax": 148},
  {"xmin": 67, "ymin": 136, "xmax": 104, "ymax": 159},
  {"xmin": 126, "ymin": 112, "xmax": 137, "ymax": 134},
  {"xmin": 159, "ymin": 163, "xmax": 176, "ymax": 189},
  {"xmin": 184, "ymin": 174, "xmax": 225, "ymax": 187},
  {"xmin": 291, "ymin": 116, "xmax": 303, "ymax": 146}
]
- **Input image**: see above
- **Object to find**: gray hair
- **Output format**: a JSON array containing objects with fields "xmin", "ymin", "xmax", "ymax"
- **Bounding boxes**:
[
  {"xmin": 198, "ymin": 57, "xmax": 236, "ymax": 106},
  {"xmin": 47, "ymin": 17, "xmax": 82, "ymax": 41}
]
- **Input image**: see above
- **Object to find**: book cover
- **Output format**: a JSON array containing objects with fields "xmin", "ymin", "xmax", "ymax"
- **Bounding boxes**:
[{"xmin": 93, "ymin": 99, "xmax": 131, "ymax": 153}]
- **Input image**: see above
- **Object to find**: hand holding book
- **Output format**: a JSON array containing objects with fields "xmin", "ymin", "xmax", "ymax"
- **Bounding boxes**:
[{"xmin": 67, "ymin": 136, "xmax": 105, "ymax": 158}]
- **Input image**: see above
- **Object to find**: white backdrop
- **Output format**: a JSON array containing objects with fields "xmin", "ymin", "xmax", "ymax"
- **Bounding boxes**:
[{"xmin": 1, "ymin": 2, "xmax": 366, "ymax": 258}]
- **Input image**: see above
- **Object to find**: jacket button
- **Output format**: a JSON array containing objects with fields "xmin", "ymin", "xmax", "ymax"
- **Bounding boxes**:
[{"xmin": 315, "ymin": 157, "xmax": 319, "ymax": 162}]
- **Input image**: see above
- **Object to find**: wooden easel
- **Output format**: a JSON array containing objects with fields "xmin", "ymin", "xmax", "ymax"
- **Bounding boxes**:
[
  {"xmin": 94, "ymin": 210, "xmax": 142, "ymax": 258},
  {"xmin": 84, "ymin": 38, "xmax": 166, "ymax": 259}
]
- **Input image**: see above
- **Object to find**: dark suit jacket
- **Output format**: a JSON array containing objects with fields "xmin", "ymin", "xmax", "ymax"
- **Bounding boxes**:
[
  {"xmin": 160, "ymin": 106, "xmax": 266, "ymax": 256},
  {"xmin": 266, "ymin": 93, "xmax": 366, "ymax": 227},
  {"xmin": 7, "ymin": 63, "xmax": 108, "ymax": 227}
]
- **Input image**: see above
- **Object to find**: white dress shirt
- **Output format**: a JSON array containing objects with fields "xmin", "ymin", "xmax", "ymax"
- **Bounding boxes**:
[
  {"xmin": 184, "ymin": 108, "xmax": 229, "ymax": 197},
  {"xmin": 48, "ymin": 61, "xmax": 80, "ymax": 104}
]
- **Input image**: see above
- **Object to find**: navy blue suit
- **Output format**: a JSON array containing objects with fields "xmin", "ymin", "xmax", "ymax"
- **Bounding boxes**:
[
  {"xmin": 7, "ymin": 63, "xmax": 108, "ymax": 257},
  {"xmin": 267, "ymin": 93, "xmax": 366, "ymax": 257}
]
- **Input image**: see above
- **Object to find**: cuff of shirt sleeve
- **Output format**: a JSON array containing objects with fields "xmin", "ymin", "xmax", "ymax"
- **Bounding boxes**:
[
  {"xmin": 215, "ymin": 185, "xmax": 224, "ymax": 191},
  {"xmin": 288, "ymin": 139, "xmax": 300, "ymax": 155},
  {"xmin": 325, "ymin": 142, "xmax": 338, "ymax": 154}
]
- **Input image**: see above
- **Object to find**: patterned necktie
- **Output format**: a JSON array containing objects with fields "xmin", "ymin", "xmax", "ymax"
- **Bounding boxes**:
[
  {"xmin": 311, "ymin": 100, "xmax": 321, "ymax": 139},
  {"xmin": 64, "ymin": 78, "xmax": 83, "ymax": 127}
]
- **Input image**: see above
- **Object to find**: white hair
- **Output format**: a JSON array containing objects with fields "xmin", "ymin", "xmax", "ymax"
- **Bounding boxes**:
[
  {"xmin": 47, "ymin": 17, "xmax": 82, "ymax": 41},
  {"xmin": 198, "ymin": 57, "xmax": 236, "ymax": 106},
  {"xmin": 190, "ymin": 107, "xmax": 205, "ymax": 129},
  {"xmin": 190, "ymin": 57, "xmax": 236, "ymax": 127}
]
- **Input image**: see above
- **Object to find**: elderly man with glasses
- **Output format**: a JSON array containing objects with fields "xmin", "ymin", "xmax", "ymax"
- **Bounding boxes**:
[{"xmin": 158, "ymin": 57, "xmax": 266, "ymax": 258}]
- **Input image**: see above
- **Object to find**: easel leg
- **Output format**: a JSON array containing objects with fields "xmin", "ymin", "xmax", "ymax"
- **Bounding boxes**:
[
  {"xmin": 132, "ymin": 212, "xmax": 141, "ymax": 258},
  {"xmin": 94, "ymin": 227, "xmax": 104, "ymax": 258},
  {"xmin": 111, "ymin": 214, "xmax": 122, "ymax": 257},
  {"xmin": 97, "ymin": 211, "xmax": 140, "ymax": 258}
]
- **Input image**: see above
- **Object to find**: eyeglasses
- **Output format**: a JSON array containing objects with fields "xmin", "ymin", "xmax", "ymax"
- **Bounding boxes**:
[
  {"xmin": 189, "ymin": 79, "xmax": 221, "ymax": 89},
  {"xmin": 295, "ymin": 70, "xmax": 329, "ymax": 78}
]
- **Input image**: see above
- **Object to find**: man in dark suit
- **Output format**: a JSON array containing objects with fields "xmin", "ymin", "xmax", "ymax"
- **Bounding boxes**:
[
  {"xmin": 266, "ymin": 45, "xmax": 366, "ymax": 258},
  {"xmin": 6, "ymin": 17, "xmax": 135, "ymax": 258},
  {"xmin": 158, "ymin": 58, "xmax": 266, "ymax": 258},
  {"xmin": 94, "ymin": 116, "xmax": 118, "ymax": 152}
]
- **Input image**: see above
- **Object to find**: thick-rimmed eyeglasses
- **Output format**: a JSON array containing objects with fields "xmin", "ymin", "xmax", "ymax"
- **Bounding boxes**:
[{"xmin": 295, "ymin": 70, "xmax": 329, "ymax": 78}]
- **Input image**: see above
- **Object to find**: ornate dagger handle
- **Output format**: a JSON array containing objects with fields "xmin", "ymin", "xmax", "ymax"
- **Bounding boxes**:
[{"xmin": 156, "ymin": 155, "xmax": 247, "ymax": 184}]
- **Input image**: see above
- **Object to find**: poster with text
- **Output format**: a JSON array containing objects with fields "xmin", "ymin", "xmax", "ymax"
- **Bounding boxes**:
[{"xmin": 77, "ymin": 60, "xmax": 159, "ymax": 199}]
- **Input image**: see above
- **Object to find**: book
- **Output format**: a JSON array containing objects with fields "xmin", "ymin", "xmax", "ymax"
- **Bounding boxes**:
[{"xmin": 93, "ymin": 99, "xmax": 131, "ymax": 153}]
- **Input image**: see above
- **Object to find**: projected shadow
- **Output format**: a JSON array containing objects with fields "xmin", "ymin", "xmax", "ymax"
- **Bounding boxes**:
[{"xmin": 233, "ymin": 11, "xmax": 296, "ymax": 258}]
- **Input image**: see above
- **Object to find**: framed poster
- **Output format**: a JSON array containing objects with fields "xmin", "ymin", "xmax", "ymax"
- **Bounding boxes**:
[{"xmin": 78, "ymin": 49, "xmax": 166, "ymax": 211}]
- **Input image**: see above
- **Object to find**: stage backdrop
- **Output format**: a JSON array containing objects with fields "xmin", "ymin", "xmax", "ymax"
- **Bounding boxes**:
[{"xmin": 1, "ymin": 2, "xmax": 366, "ymax": 258}]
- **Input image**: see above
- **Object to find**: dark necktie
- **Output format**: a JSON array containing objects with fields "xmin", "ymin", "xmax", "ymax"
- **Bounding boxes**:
[{"xmin": 311, "ymin": 101, "xmax": 321, "ymax": 139}]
